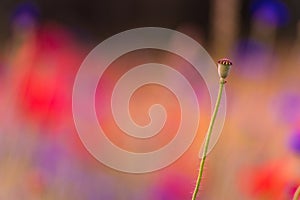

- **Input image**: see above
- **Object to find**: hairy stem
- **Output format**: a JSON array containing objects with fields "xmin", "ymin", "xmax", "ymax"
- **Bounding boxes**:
[
  {"xmin": 192, "ymin": 78, "xmax": 225, "ymax": 200},
  {"xmin": 294, "ymin": 185, "xmax": 300, "ymax": 200}
]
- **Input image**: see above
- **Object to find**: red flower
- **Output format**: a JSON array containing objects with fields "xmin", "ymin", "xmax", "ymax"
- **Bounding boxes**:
[
  {"xmin": 12, "ymin": 23, "xmax": 84, "ymax": 130},
  {"xmin": 238, "ymin": 160, "xmax": 300, "ymax": 200}
]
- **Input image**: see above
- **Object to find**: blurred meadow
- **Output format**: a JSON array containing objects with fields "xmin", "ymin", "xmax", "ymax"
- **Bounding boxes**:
[{"xmin": 0, "ymin": 0, "xmax": 300, "ymax": 199}]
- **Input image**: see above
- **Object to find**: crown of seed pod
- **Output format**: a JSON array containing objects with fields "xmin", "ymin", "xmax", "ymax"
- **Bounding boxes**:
[{"xmin": 217, "ymin": 58, "xmax": 232, "ymax": 79}]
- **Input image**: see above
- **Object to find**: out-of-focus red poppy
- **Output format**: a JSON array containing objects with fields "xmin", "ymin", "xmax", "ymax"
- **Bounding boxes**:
[
  {"xmin": 11, "ymin": 23, "xmax": 84, "ymax": 130},
  {"xmin": 238, "ymin": 159, "xmax": 300, "ymax": 200}
]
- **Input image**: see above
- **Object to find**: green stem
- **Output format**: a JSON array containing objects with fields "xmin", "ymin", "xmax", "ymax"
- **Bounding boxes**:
[
  {"xmin": 293, "ymin": 185, "xmax": 300, "ymax": 200},
  {"xmin": 192, "ymin": 78, "xmax": 225, "ymax": 200}
]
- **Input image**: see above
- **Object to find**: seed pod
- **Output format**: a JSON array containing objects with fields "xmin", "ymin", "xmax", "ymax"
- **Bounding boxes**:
[{"xmin": 217, "ymin": 58, "xmax": 232, "ymax": 79}]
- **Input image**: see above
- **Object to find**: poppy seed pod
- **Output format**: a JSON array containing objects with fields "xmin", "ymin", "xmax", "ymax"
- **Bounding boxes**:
[{"xmin": 217, "ymin": 58, "xmax": 232, "ymax": 79}]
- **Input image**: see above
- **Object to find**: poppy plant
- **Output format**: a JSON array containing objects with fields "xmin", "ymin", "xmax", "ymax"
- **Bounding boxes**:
[{"xmin": 192, "ymin": 58, "xmax": 232, "ymax": 200}]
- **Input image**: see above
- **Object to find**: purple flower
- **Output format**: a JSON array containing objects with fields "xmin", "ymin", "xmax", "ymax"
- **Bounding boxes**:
[
  {"xmin": 288, "ymin": 130, "xmax": 300, "ymax": 154},
  {"xmin": 11, "ymin": 2, "xmax": 40, "ymax": 29},
  {"xmin": 249, "ymin": 0, "xmax": 289, "ymax": 27},
  {"xmin": 273, "ymin": 92, "xmax": 300, "ymax": 124}
]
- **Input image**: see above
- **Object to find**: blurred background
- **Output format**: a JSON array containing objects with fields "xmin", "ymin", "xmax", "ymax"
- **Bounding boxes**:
[{"xmin": 0, "ymin": 0, "xmax": 300, "ymax": 199}]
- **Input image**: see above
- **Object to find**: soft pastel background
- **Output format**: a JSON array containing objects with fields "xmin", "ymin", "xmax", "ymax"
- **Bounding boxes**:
[{"xmin": 0, "ymin": 0, "xmax": 300, "ymax": 199}]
